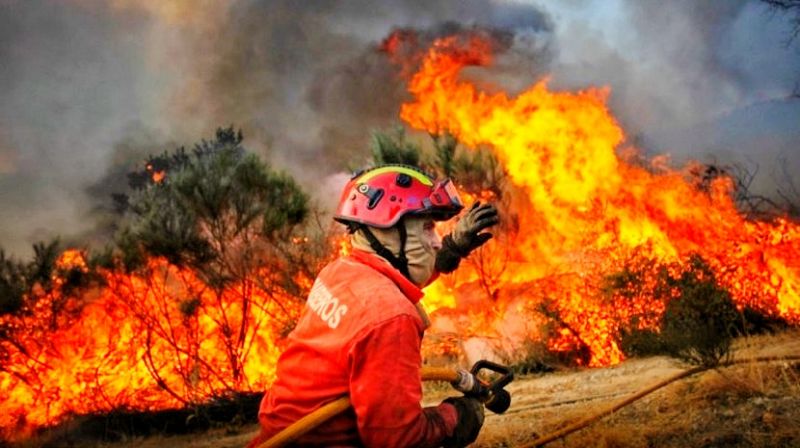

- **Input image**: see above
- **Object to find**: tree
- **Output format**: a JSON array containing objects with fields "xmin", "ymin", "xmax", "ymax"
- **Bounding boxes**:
[
  {"xmin": 118, "ymin": 127, "xmax": 308, "ymax": 279},
  {"xmin": 0, "ymin": 250, "xmax": 27, "ymax": 315},
  {"xmin": 369, "ymin": 126, "xmax": 421, "ymax": 167},
  {"xmin": 773, "ymin": 154, "xmax": 800, "ymax": 218},
  {"xmin": 111, "ymin": 127, "xmax": 320, "ymax": 398},
  {"xmin": 725, "ymin": 159, "xmax": 800, "ymax": 220},
  {"xmin": 428, "ymin": 132, "xmax": 514, "ymax": 301},
  {"xmin": 0, "ymin": 239, "xmax": 91, "ymax": 318}
]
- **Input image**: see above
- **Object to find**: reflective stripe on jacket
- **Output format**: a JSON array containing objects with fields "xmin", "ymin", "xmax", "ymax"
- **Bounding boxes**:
[{"xmin": 248, "ymin": 250, "xmax": 458, "ymax": 448}]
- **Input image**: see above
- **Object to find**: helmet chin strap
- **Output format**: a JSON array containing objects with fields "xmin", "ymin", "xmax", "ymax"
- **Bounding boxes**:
[{"xmin": 358, "ymin": 221, "xmax": 411, "ymax": 280}]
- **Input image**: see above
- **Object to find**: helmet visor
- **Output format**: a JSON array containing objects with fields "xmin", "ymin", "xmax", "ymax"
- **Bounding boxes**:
[{"xmin": 425, "ymin": 178, "xmax": 464, "ymax": 219}]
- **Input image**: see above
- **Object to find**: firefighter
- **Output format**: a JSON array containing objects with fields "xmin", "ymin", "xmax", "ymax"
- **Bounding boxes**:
[{"xmin": 249, "ymin": 164, "xmax": 499, "ymax": 448}]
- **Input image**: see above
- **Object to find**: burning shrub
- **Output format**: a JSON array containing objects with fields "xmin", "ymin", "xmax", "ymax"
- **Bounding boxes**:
[
  {"xmin": 0, "ymin": 240, "xmax": 95, "ymax": 323},
  {"xmin": 610, "ymin": 255, "xmax": 740, "ymax": 367},
  {"xmin": 0, "ymin": 128, "xmax": 333, "ymax": 441},
  {"xmin": 536, "ymin": 297, "xmax": 593, "ymax": 367},
  {"xmin": 106, "ymin": 127, "xmax": 322, "ymax": 398},
  {"xmin": 738, "ymin": 306, "xmax": 791, "ymax": 334},
  {"xmin": 617, "ymin": 324, "xmax": 666, "ymax": 359},
  {"xmin": 658, "ymin": 257, "xmax": 740, "ymax": 366},
  {"xmin": 501, "ymin": 335, "xmax": 560, "ymax": 375},
  {"xmin": 0, "ymin": 241, "xmax": 65, "ymax": 316}
]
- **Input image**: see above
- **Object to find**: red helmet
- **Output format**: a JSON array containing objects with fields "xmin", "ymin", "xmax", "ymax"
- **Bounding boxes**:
[{"xmin": 335, "ymin": 165, "xmax": 464, "ymax": 229}]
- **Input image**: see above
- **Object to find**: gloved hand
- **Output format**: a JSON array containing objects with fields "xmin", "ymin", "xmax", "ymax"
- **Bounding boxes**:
[
  {"xmin": 442, "ymin": 396, "xmax": 485, "ymax": 448},
  {"xmin": 435, "ymin": 202, "xmax": 499, "ymax": 273}
]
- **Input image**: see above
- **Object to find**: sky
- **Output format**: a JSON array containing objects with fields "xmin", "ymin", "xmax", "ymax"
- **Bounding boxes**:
[{"xmin": 0, "ymin": 0, "xmax": 798, "ymax": 258}]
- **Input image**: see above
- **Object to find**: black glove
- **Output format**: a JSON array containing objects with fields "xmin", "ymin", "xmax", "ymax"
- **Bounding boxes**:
[
  {"xmin": 442, "ymin": 396, "xmax": 485, "ymax": 448},
  {"xmin": 435, "ymin": 202, "xmax": 499, "ymax": 273}
]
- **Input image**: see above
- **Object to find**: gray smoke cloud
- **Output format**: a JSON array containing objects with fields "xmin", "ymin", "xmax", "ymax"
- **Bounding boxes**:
[
  {"xmin": 157, "ymin": 1, "xmax": 554, "ymax": 174},
  {"xmin": 0, "ymin": 1, "xmax": 154, "ymax": 256},
  {"xmin": 545, "ymin": 0, "xmax": 800, "ymax": 186},
  {"xmin": 0, "ymin": 0, "xmax": 798, "ymax": 257}
]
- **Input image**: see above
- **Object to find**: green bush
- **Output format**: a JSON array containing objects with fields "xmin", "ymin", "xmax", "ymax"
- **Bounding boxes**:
[
  {"xmin": 117, "ymin": 127, "xmax": 310, "ymax": 289},
  {"xmin": 618, "ymin": 325, "xmax": 665, "ymax": 358},
  {"xmin": 369, "ymin": 126, "xmax": 422, "ymax": 167},
  {"xmin": 658, "ymin": 257, "xmax": 739, "ymax": 366},
  {"xmin": 611, "ymin": 255, "xmax": 740, "ymax": 367}
]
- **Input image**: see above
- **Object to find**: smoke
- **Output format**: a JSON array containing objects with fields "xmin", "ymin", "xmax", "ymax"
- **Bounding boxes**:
[
  {"xmin": 0, "ymin": 0, "xmax": 798, "ymax": 257},
  {"xmin": 0, "ymin": 0, "xmax": 554, "ymax": 256},
  {"xmin": 544, "ymin": 0, "xmax": 800, "ymax": 186},
  {"xmin": 126, "ymin": 0, "xmax": 554, "ymax": 173},
  {"xmin": 0, "ymin": 0, "xmax": 155, "ymax": 255},
  {"xmin": 0, "ymin": 129, "xmax": 15, "ymax": 175}
]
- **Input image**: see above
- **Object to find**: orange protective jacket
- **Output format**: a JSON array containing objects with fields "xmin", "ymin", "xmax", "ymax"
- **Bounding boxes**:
[{"xmin": 248, "ymin": 250, "xmax": 458, "ymax": 448}]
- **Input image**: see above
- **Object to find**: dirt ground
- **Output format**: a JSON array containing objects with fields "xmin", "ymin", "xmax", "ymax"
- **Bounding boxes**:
[
  {"xmin": 71, "ymin": 329, "xmax": 800, "ymax": 447},
  {"xmin": 471, "ymin": 329, "xmax": 800, "ymax": 448}
]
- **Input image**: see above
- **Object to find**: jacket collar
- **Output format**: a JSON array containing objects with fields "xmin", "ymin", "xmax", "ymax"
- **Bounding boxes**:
[{"xmin": 348, "ymin": 249, "xmax": 424, "ymax": 304}]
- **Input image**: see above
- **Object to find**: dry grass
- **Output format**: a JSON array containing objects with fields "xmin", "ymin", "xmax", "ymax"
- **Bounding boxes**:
[
  {"xmin": 698, "ymin": 359, "xmax": 799, "ymax": 401},
  {"xmin": 471, "ymin": 329, "xmax": 800, "ymax": 448}
]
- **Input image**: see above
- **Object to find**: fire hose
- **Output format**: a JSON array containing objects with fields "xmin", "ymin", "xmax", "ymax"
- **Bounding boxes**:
[{"xmin": 256, "ymin": 360, "xmax": 514, "ymax": 448}]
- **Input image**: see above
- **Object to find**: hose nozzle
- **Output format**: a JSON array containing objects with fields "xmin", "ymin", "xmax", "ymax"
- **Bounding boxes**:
[{"xmin": 450, "ymin": 360, "xmax": 514, "ymax": 414}]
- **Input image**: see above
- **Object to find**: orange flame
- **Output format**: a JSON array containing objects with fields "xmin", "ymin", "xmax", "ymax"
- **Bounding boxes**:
[
  {"xmin": 145, "ymin": 163, "xmax": 166, "ymax": 183},
  {"xmin": 0, "ymin": 252, "xmax": 301, "ymax": 440},
  {"xmin": 405, "ymin": 36, "xmax": 800, "ymax": 366}
]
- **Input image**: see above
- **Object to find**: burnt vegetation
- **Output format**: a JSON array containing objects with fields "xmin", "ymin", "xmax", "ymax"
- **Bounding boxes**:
[
  {"xmin": 725, "ymin": 160, "xmax": 800, "ymax": 221},
  {"xmin": 27, "ymin": 392, "xmax": 263, "ymax": 447}
]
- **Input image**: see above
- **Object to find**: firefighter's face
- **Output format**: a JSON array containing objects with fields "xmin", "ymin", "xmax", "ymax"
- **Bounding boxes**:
[
  {"xmin": 404, "ymin": 217, "xmax": 440, "ymax": 287},
  {"xmin": 421, "ymin": 219, "xmax": 443, "ymax": 252},
  {"xmin": 347, "ymin": 217, "xmax": 441, "ymax": 287}
]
